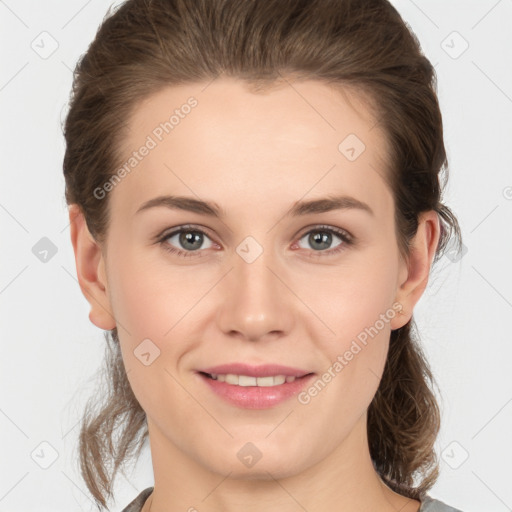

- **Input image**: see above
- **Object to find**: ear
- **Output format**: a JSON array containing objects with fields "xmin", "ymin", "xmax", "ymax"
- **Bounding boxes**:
[
  {"xmin": 68, "ymin": 204, "xmax": 116, "ymax": 330},
  {"xmin": 390, "ymin": 210, "xmax": 441, "ymax": 330}
]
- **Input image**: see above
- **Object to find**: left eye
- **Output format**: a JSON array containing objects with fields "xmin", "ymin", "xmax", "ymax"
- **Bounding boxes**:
[{"xmin": 296, "ymin": 227, "xmax": 351, "ymax": 254}]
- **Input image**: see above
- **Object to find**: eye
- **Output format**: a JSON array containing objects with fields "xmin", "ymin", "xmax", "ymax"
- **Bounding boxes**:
[
  {"xmin": 294, "ymin": 225, "xmax": 353, "ymax": 257},
  {"xmin": 157, "ymin": 224, "xmax": 353, "ymax": 259},
  {"xmin": 158, "ymin": 225, "xmax": 215, "ymax": 258}
]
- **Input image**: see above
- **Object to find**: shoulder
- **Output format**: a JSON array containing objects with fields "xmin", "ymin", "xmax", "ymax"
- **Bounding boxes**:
[
  {"xmin": 420, "ymin": 494, "xmax": 464, "ymax": 512},
  {"xmin": 120, "ymin": 487, "xmax": 154, "ymax": 512}
]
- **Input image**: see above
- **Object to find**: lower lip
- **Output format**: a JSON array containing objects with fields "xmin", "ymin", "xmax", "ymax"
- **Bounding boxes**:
[{"xmin": 198, "ymin": 373, "xmax": 316, "ymax": 409}]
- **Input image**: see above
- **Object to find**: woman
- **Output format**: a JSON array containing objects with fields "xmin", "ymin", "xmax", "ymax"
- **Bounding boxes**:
[{"xmin": 64, "ymin": 0, "xmax": 464, "ymax": 510}]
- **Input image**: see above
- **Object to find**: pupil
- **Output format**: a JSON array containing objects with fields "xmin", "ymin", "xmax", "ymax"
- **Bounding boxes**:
[
  {"xmin": 180, "ymin": 231, "xmax": 202, "ymax": 250},
  {"xmin": 311, "ymin": 231, "xmax": 331, "ymax": 250}
]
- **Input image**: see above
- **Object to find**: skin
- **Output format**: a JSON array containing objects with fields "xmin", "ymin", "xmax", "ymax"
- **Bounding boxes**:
[{"xmin": 69, "ymin": 77, "xmax": 440, "ymax": 512}]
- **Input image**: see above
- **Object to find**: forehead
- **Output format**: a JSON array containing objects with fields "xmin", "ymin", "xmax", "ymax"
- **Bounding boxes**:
[{"xmin": 110, "ymin": 77, "xmax": 392, "ymax": 220}]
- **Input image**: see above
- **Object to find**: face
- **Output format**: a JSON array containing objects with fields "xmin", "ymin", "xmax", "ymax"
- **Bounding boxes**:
[{"xmin": 91, "ymin": 77, "xmax": 413, "ymax": 479}]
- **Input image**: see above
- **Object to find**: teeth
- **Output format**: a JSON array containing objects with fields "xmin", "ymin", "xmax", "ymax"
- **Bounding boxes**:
[
  {"xmin": 239, "ymin": 375, "xmax": 257, "ymax": 386},
  {"xmin": 255, "ymin": 376, "xmax": 276, "ymax": 386},
  {"xmin": 225, "ymin": 374, "xmax": 239, "ymax": 385},
  {"xmin": 208, "ymin": 373, "xmax": 297, "ymax": 386}
]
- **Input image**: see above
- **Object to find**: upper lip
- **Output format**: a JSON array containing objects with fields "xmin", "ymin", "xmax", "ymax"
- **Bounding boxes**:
[{"xmin": 198, "ymin": 363, "xmax": 313, "ymax": 378}]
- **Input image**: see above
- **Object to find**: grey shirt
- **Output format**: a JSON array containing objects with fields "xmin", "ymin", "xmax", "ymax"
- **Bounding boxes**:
[{"xmin": 121, "ymin": 487, "xmax": 464, "ymax": 512}]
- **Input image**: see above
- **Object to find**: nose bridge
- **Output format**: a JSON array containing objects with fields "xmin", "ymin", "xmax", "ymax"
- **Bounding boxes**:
[
  {"xmin": 236, "ymin": 238, "xmax": 277, "ymax": 297},
  {"xmin": 216, "ymin": 235, "xmax": 293, "ymax": 340}
]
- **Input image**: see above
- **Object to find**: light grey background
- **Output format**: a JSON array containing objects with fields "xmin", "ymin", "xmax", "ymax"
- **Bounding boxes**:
[{"xmin": 1, "ymin": 1, "xmax": 511, "ymax": 511}]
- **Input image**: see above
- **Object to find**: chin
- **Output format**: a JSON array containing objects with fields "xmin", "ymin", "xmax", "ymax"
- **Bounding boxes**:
[{"xmin": 202, "ymin": 445, "xmax": 310, "ymax": 481}]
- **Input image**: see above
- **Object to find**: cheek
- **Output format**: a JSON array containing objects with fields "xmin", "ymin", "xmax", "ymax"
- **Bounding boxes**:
[
  {"xmin": 109, "ymin": 262, "xmax": 191, "ymax": 422},
  {"xmin": 300, "ymin": 304, "xmax": 392, "ymax": 434},
  {"xmin": 299, "ymin": 249, "xmax": 397, "ymax": 405},
  {"xmin": 108, "ymin": 253, "xmax": 192, "ymax": 344},
  {"xmin": 107, "ymin": 253, "xmax": 208, "ymax": 392},
  {"xmin": 299, "ymin": 247, "xmax": 399, "ymax": 345}
]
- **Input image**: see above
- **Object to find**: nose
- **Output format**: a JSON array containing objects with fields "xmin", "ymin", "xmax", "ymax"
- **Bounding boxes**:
[{"xmin": 215, "ymin": 243, "xmax": 295, "ymax": 342}]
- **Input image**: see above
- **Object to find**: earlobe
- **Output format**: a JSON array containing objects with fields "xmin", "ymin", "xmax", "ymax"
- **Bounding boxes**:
[
  {"xmin": 68, "ymin": 204, "xmax": 117, "ymax": 330},
  {"xmin": 391, "ymin": 211, "xmax": 441, "ymax": 330}
]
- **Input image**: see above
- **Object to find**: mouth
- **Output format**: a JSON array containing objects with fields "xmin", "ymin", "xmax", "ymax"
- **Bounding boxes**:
[
  {"xmin": 196, "ymin": 365, "xmax": 316, "ymax": 409},
  {"xmin": 198, "ymin": 371, "xmax": 314, "ymax": 387}
]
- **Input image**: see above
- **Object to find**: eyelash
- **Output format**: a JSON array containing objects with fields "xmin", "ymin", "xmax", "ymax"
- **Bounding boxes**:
[{"xmin": 156, "ymin": 224, "xmax": 354, "ymax": 259}]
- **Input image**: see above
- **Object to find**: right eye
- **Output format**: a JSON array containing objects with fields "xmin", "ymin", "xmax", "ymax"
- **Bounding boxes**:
[{"xmin": 158, "ymin": 225, "xmax": 216, "ymax": 258}]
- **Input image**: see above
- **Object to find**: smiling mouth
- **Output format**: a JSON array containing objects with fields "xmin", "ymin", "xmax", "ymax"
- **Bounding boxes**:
[{"xmin": 199, "ymin": 371, "xmax": 314, "ymax": 387}]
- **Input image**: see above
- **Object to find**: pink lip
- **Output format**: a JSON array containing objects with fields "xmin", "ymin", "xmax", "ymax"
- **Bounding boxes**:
[
  {"xmin": 196, "ymin": 364, "xmax": 315, "ymax": 409},
  {"xmin": 198, "ymin": 363, "xmax": 311, "ymax": 378}
]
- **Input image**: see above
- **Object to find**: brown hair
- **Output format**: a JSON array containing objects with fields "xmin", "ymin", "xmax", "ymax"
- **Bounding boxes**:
[{"xmin": 63, "ymin": 0, "xmax": 462, "ymax": 509}]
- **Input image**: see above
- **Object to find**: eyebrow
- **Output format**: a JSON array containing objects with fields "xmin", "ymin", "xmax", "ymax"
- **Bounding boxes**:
[{"xmin": 135, "ymin": 194, "xmax": 374, "ymax": 218}]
